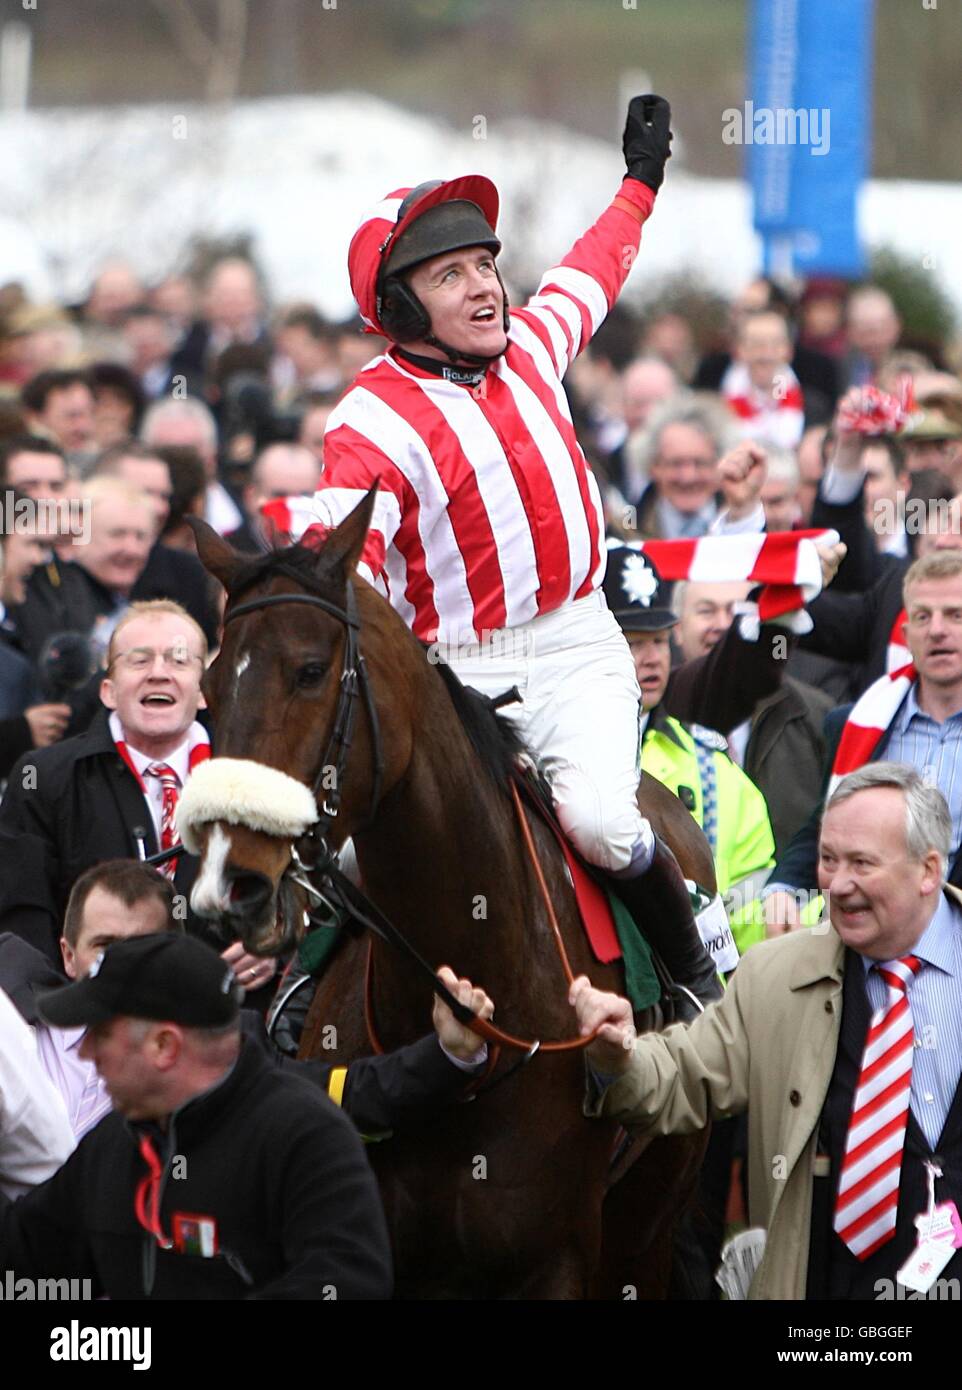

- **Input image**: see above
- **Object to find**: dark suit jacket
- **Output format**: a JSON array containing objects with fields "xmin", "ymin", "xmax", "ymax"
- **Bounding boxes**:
[
  {"xmin": 0, "ymin": 638, "xmax": 36, "ymax": 778},
  {"xmin": 800, "ymin": 475, "xmax": 907, "ymax": 696},
  {"xmin": 0, "ymin": 709, "xmax": 207, "ymax": 961},
  {"xmin": 225, "ymin": 516, "xmax": 268, "ymax": 556},
  {"xmin": 666, "ymin": 616, "xmax": 785, "ymax": 735},
  {"xmin": 744, "ymin": 675, "xmax": 832, "ymax": 860},
  {"xmin": 808, "ymin": 943, "xmax": 962, "ymax": 1298}
]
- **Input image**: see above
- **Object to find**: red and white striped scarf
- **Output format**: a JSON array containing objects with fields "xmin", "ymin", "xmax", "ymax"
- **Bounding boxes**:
[
  {"xmin": 111, "ymin": 717, "xmax": 212, "ymax": 793},
  {"xmin": 639, "ymin": 528, "xmax": 836, "ymax": 625},
  {"xmin": 826, "ymin": 607, "xmax": 920, "ymax": 799},
  {"xmin": 721, "ymin": 360, "xmax": 805, "ymax": 450},
  {"xmin": 887, "ymin": 607, "xmax": 911, "ymax": 674},
  {"xmin": 828, "ymin": 661, "xmax": 916, "ymax": 799}
]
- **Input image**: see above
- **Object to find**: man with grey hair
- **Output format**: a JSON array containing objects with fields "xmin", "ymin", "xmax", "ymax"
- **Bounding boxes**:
[
  {"xmin": 632, "ymin": 394, "xmax": 735, "ymax": 539},
  {"xmin": 140, "ymin": 397, "xmax": 241, "ymax": 536},
  {"xmin": 569, "ymin": 761, "xmax": 962, "ymax": 1300}
]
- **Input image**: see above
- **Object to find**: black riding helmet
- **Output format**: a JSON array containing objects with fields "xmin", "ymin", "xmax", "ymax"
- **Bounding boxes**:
[{"xmin": 376, "ymin": 180, "xmax": 510, "ymax": 359}]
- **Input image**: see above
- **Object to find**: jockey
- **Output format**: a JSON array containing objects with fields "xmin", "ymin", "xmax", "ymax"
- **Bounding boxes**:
[{"xmin": 265, "ymin": 95, "xmax": 721, "ymax": 1017}]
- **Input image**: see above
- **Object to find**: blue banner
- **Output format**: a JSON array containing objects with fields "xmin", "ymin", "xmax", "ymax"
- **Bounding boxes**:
[{"xmin": 744, "ymin": 0, "xmax": 874, "ymax": 277}]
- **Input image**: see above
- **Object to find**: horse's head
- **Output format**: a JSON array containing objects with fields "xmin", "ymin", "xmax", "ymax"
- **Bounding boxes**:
[{"xmin": 181, "ymin": 487, "xmax": 403, "ymax": 955}]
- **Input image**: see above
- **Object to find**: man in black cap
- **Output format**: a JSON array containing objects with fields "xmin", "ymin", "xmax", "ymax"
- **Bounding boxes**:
[{"xmin": 0, "ymin": 933, "xmax": 393, "ymax": 1299}]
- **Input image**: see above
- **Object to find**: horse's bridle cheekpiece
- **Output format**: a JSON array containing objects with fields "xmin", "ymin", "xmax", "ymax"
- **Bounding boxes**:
[{"xmin": 222, "ymin": 580, "xmax": 385, "ymax": 863}]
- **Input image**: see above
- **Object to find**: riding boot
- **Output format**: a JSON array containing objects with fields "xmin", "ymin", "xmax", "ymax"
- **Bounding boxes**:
[{"xmin": 609, "ymin": 835, "xmax": 723, "ymax": 1024}]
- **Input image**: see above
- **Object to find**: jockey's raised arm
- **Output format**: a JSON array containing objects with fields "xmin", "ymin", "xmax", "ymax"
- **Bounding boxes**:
[{"xmin": 510, "ymin": 176, "xmax": 655, "ymax": 381}]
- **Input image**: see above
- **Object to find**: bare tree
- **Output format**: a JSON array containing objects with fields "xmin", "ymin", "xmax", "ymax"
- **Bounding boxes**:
[{"xmin": 148, "ymin": 0, "xmax": 248, "ymax": 104}]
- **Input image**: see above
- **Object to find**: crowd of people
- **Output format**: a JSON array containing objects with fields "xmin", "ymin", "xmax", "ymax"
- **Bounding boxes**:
[{"xmin": 2, "ymin": 89, "xmax": 962, "ymax": 1301}]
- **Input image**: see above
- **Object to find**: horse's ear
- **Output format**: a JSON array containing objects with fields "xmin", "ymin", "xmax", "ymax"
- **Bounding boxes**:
[
  {"xmin": 187, "ymin": 515, "xmax": 242, "ymax": 592},
  {"xmin": 316, "ymin": 482, "xmax": 378, "ymax": 578}
]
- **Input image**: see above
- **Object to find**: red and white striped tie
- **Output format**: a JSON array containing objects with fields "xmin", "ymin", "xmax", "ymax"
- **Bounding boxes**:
[
  {"xmin": 146, "ymin": 762, "xmax": 180, "ymax": 879},
  {"xmin": 833, "ymin": 954, "xmax": 922, "ymax": 1260}
]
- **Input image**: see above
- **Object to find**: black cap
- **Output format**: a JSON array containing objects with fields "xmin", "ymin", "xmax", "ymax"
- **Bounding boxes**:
[
  {"xmin": 38, "ymin": 933, "xmax": 242, "ymax": 1030},
  {"xmin": 603, "ymin": 542, "xmax": 676, "ymax": 632}
]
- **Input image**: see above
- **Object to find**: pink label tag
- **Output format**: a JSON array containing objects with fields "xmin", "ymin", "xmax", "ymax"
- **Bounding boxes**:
[
  {"xmin": 914, "ymin": 1201, "xmax": 962, "ymax": 1249},
  {"xmin": 898, "ymin": 1238, "xmax": 955, "ymax": 1293}
]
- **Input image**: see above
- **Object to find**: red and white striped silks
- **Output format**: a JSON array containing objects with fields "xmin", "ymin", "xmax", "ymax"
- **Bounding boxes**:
[{"xmin": 264, "ymin": 178, "xmax": 661, "ymax": 645}]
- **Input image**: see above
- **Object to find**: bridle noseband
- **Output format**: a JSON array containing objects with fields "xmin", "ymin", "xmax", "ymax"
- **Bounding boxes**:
[{"xmin": 223, "ymin": 582, "xmax": 384, "ymax": 868}]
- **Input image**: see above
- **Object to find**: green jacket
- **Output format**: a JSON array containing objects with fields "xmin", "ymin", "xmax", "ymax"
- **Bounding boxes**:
[{"xmin": 641, "ymin": 711, "xmax": 775, "ymax": 953}]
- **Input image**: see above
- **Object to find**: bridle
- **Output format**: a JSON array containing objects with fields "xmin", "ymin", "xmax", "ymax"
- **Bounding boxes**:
[
  {"xmin": 210, "ymin": 574, "xmax": 601, "ymax": 1060},
  {"xmin": 223, "ymin": 580, "xmax": 384, "ymax": 860}
]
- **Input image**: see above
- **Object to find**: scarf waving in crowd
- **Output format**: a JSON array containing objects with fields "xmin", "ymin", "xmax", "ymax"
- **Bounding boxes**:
[{"xmin": 639, "ymin": 528, "xmax": 838, "ymax": 631}]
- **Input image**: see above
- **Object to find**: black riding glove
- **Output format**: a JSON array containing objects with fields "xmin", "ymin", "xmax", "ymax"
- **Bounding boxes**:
[{"xmin": 623, "ymin": 94, "xmax": 673, "ymax": 192}]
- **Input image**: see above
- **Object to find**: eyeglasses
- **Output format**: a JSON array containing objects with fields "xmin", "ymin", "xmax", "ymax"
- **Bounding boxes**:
[{"xmin": 111, "ymin": 646, "xmax": 203, "ymax": 671}]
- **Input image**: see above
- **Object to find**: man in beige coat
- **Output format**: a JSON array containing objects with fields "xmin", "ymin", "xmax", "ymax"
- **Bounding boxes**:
[{"xmin": 571, "ymin": 762, "xmax": 962, "ymax": 1299}]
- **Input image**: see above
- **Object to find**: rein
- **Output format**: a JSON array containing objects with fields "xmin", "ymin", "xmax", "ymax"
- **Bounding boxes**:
[{"xmin": 210, "ymin": 579, "xmax": 599, "ymax": 1058}]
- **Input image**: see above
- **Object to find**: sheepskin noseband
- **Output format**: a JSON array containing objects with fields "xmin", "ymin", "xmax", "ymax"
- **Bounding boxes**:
[{"xmin": 176, "ymin": 757, "xmax": 319, "ymax": 852}]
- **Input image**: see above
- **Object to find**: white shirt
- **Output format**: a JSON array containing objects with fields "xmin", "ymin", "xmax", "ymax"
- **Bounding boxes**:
[
  {"xmin": 0, "ymin": 987, "xmax": 75, "ymax": 1197},
  {"xmin": 34, "ymin": 1022, "xmax": 112, "ymax": 1140},
  {"xmin": 108, "ymin": 712, "xmax": 192, "ymax": 846},
  {"xmin": 204, "ymin": 480, "xmax": 242, "ymax": 537},
  {"xmin": 727, "ymin": 719, "xmax": 751, "ymax": 768}
]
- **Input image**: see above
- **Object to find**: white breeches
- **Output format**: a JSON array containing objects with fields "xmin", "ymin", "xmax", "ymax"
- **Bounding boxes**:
[{"xmin": 442, "ymin": 591, "xmax": 652, "ymax": 873}]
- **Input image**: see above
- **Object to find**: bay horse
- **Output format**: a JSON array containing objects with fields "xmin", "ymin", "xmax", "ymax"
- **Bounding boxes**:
[{"xmin": 185, "ymin": 493, "xmax": 715, "ymax": 1299}]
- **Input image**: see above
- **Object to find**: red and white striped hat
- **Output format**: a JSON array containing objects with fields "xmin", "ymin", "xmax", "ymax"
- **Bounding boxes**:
[{"xmin": 347, "ymin": 176, "xmax": 500, "ymax": 335}]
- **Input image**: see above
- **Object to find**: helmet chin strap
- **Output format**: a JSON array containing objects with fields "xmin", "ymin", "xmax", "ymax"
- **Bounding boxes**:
[{"xmin": 422, "ymin": 331, "xmax": 507, "ymax": 368}]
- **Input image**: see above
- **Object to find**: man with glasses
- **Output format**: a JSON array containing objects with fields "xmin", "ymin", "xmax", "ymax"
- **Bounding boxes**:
[
  {"xmin": 0, "ymin": 601, "xmax": 254, "ymax": 973},
  {"xmin": 632, "ymin": 396, "xmax": 734, "ymax": 540}
]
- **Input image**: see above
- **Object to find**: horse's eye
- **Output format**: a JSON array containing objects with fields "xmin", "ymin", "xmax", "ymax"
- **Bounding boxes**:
[{"xmin": 295, "ymin": 662, "xmax": 327, "ymax": 689}]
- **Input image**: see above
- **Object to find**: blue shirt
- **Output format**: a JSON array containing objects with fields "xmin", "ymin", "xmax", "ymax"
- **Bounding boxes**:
[
  {"xmin": 884, "ymin": 686, "xmax": 962, "ymax": 860},
  {"xmin": 862, "ymin": 892, "xmax": 962, "ymax": 1149}
]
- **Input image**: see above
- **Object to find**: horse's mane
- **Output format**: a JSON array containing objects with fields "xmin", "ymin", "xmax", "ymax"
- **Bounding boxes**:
[
  {"xmin": 227, "ymin": 541, "xmax": 528, "ymax": 793},
  {"xmin": 429, "ymin": 659, "xmax": 528, "ymax": 793},
  {"xmin": 230, "ymin": 542, "xmax": 334, "ymax": 602}
]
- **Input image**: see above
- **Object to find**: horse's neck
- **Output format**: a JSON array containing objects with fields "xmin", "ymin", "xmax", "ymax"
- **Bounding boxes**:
[{"xmin": 354, "ymin": 682, "xmax": 531, "ymax": 992}]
